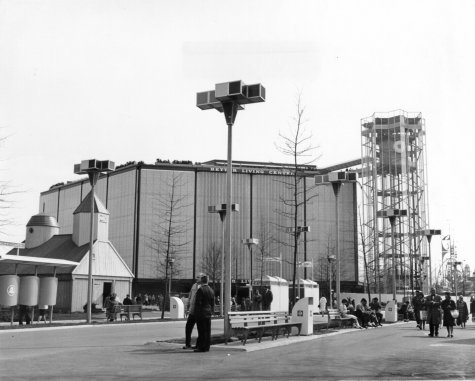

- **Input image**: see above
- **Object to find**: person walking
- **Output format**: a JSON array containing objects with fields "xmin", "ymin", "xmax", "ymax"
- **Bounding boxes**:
[
  {"xmin": 183, "ymin": 274, "xmax": 202, "ymax": 350},
  {"xmin": 441, "ymin": 292, "xmax": 456, "ymax": 338},
  {"xmin": 425, "ymin": 287, "xmax": 442, "ymax": 337},
  {"xmin": 412, "ymin": 290, "xmax": 425, "ymax": 330},
  {"xmin": 456, "ymin": 295, "xmax": 469, "ymax": 328},
  {"xmin": 193, "ymin": 275, "xmax": 215, "ymax": 353}
]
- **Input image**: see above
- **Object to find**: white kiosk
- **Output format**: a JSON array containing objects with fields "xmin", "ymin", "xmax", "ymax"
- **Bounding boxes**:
[
  {"xmin": 169, "ymin": 296, "xmax": 185, "ymax": 319},
  {"xmin": 385, "ymin": 300, "xmax": 398, "ymax": 323},
  {"xmin": 291, "ymin": 297, "xmax": 314, "ymax": 335}
]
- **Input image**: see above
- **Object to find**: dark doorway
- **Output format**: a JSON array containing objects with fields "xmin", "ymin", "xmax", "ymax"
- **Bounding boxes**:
[{"xmin": 103, "ymin": 282, "xmax": 112, "ymax": 305}]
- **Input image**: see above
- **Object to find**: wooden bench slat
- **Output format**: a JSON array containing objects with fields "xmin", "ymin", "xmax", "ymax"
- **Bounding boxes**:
[{"xmin": 227, "ymin": 310, "xmax": 302, "ymax": 345}]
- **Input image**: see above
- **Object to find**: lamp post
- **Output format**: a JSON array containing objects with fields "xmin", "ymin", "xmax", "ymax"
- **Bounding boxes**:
[
  {"xmin": 74, "ymin": 159, "xmax": 115, "ymax": 323},
  {"xmin": 197, "ymin": 80, "xmax": 265, "ymax": 337},
  {"xmin": 453, "ymin": 261, "xmax": 463, "ymax": 297},
  {"xmin": 376, "ymin": 209, "xmax": 407, "ymax": 301},
  {"xmin": 168, "ymin": 258, "xmax": 175, "ymax": 295},
  {"xmin": 418, "ymin": 229, "xmax": 441, "ymax": 290},
  {"xmin": 208, "ymin": 203, "xmax": 239, "ymax": 316},
  {"xmin": 242, "ymin": 238, "xmax": 259, "ymax": 285},
  {"xmin": 316, "ymin": 171, "xmax": 357, "ymax": 306},
  {"xmin": 286, "ymin": 226, "xmax": 310, "ymax": 305},
  {"xmin": 327, "ymin": 254, "xmax": 336, "ymax": 306}
]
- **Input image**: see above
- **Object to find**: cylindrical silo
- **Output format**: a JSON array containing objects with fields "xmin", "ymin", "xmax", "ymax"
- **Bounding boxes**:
[
  {"xmin": 0, "ymin": 275, "xmax": 20, "ymax": 306},
  {"xmin": 38, "ymin": 277, "xmax": 58, "ymax": 306},
  {"xmin": 18, "ymin": 276, "xmax": 40, "ymax": 306}
]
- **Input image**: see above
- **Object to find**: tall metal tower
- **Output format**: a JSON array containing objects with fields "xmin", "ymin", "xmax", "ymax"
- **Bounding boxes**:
[{"xmin": 361, "ymin": 110, "xmax": 429, "ymax": 296}]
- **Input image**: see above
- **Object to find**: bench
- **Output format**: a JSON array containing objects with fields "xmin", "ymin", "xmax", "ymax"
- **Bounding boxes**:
[
  {"xmin": 326, "ymin": 309, "xmax": 354, "ymax": 329},
  {"xmin": 119, "ymin": 305, "xmax": 143, "ymax": 321},
  {"xmin": 227, "ymin": 311, "xmax": 302, "ymax": 345},
  {"xmin": 108, "ymin": 304, "xmax": 143, "ymax": 321}
]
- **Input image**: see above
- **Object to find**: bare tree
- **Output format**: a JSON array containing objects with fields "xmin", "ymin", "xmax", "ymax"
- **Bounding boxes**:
[
  {"xmin": 255, "ymin": 218, "xmax": 274, "ymax": 285},
  {"xmin": 147, "ymin": 172, "xmax": 192, "ymax": 319},
  {"xmin": 201, "ymin": 241, "xmax": 222, "ymax": 289},
  {"xmin": 274, "ymin": 94, "xmax": 319, "ymax": 307},
  {"xmin": 0, "ymin": 135, "xmax": 22, "ymax": 236}
]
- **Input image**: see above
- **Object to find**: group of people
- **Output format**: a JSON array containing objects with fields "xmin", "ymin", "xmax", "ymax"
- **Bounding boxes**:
[
  {"xmin": 337, "ymin": 297, "xmax": 383, "ymax": 329},
  {"xmin": 324, "ymin": 289, "xmax": 474, "ymax": 336},
  {"xmin": 245, "ymin": 288, "xmax": 273, "ymax": 311},
  {"xmin": 416, "ymin": 288, "xmax": 471, "ymax": 338},
  {"xmin": 183, "ymin": 273, "xmax": 215, "ymax": 352}
]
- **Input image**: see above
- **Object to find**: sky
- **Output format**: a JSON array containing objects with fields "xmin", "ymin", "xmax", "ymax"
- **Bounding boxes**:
[{"xmin": 1, "ymin": 0, "xmax": 474, "ymax": 275}]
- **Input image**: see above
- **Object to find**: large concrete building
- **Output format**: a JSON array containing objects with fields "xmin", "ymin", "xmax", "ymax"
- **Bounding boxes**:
[{"xmin": 38, "ymin": 159, "xmax": 361, "ymax": 296}]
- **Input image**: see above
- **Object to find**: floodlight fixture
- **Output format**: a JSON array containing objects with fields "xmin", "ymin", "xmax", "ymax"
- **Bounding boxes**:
[
  {"xmin": 74, "ymin": 159, "xmax": 115, "ymax": 175},
  {"xmin": 73, "ymin": 158, "xmax": 114, "ymax": 324},
  {"xmin": 315, "ymin": 171, "xmax": 358, "ymax": 306},
  {"xmin": 197, "ymin": 80, "xmax": 265, "ymax": 338},
  {"xmin": 286, "ymin": 226, "xmax": 310, "ymax": 235},
  {"xmin": 417, "ymin": 228, "xmax": 441, "ymax": 288}
]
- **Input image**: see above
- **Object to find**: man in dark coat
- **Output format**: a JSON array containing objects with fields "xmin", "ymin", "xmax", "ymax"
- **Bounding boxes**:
[
  {"xmin": 193, "ymin": 275, "xmax": 215, "ymax": 352},
  {"xmin": 262, "ymin": 287, "xmax": 273, "ymax": 311},
  {"xmin": 123, "ymin": 294, "xmax": 133, "ymax": 305},
  {"xmin": 425, "ymin": 287, "xmax": 442, "ymax": 337}
]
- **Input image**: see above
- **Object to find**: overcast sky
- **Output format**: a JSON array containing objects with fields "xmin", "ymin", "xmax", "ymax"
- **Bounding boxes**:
[{"xmin": 1, "ymin": 0, "xmax": 474, "ymax": 273}]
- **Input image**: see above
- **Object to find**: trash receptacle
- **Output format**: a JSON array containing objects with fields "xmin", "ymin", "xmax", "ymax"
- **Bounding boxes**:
[
  {"xmin": 169, "ymin": 296, "xmax": 184, "ymax": 319},
  {"xmin": 291, "ymin": 297, "xmax": 314, "ymax": 335},
  {"xmin": 385, "ymin": 300, "xmax": 398, "ymax": 323}
]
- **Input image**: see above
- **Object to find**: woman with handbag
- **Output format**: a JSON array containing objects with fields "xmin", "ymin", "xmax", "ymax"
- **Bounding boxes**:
[{"xmin": 441, "ymin": 291, "xmax": 456, "ymax": 338}]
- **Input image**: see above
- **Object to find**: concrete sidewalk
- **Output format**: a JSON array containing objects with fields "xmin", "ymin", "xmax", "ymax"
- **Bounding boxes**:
[
  {"xmin": 0, "ymin": 308, "xmax": 173, "ymax": 327},
  {"xmin": 155, "ymin": 321, "xmax": 406, "ymax": 353}
]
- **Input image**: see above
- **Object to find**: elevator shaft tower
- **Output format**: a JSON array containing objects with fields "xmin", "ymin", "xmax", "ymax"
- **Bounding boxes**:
[{"xmin": 361, "ymin": 110, "xmax": 429, "ymax": 296}]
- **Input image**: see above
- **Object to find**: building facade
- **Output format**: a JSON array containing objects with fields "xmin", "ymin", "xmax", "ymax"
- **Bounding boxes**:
[{"xmin": 39, "ymin": 160, "xmax": 360, "ymax": 295}]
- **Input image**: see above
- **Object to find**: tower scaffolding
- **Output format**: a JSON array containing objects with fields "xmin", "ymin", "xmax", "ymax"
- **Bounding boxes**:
[{"xmin": 361, "ymin": 110, "xmax": 429, "ymax": 297}]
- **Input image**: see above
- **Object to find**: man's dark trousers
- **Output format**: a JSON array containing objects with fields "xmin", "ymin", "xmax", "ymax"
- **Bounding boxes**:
[
  {"xmin": 196, "ymin": 316, "xmax": 211, "ymax": 351},
  {"xmin": 185, "ymin": 314, "xmax": 197, "ymax": 347},
  {"xmin": 429, "ymin": 323, "xmax": 438, "ymax": 336}
]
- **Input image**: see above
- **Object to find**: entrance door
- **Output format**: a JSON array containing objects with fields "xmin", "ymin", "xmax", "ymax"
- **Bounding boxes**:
[{"xmin": 103, "ymin": 282, "xmax": 112, "ymax": 306}]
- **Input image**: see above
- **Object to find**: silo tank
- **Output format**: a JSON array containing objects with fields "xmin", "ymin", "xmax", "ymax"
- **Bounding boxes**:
[
  {"xmin": 18, "ymin": 276, "xmax": 39, "ymax": 306},
  {"xmin": 0, "ymin": 275, "xmax": 20, "ymax": 306},
  {"xmin": 38, "ymin": 277, "xmax": 58, "ymax": 306}
]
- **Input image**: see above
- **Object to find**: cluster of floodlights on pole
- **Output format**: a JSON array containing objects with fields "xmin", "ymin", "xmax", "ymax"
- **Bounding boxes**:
[
  {"xmin": 197, "ymin": 80, "xmax": 265, "ymax": 338},
  {"xmin": 315, "ymin": 171, "xmax": 357, "ymax": 308},
  {"xmin": 208, "ymin": 203, "xmax": 239, "ymax": 317},
  {"xmin": 74, "ymin": 159, "xmax": 115, "ymax": 324},
  {"xmin": 418, "ymin": 229, "xmax": 441, "ymax": 290},
  {"xmin": 376, "ymin": 209, "xmax": 407, "ymax": 301}
]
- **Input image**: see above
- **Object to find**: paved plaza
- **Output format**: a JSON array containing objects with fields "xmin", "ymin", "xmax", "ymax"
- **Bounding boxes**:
[{"xmin": 1, "ymin": 316, "xmax": 474, "ymax": 380}]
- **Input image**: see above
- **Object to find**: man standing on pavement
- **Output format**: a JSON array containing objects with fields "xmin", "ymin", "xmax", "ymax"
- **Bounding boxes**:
[
  {"xmin": 183, "ymin": 274, "xmax": 203, "ymax": 349},
  {"xmin": 425, "ymin": 287, "xmax": 442, "ymax": 337},
  {"xmin": 193, "ymin": 274, "xmax": 215, "ymax": 352}
]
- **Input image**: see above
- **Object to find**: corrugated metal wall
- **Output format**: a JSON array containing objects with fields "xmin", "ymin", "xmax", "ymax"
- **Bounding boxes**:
[
  {"xmin": 138, "ymin": 169, "xmax": 195, "ymax": 279},
  {"xmin": 105, "ymin": 169, "xmax": 136, "ymax": 271},
  {"xmin": 39, "ymin": 164, "xmax": 358, "ymax": 287}
]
